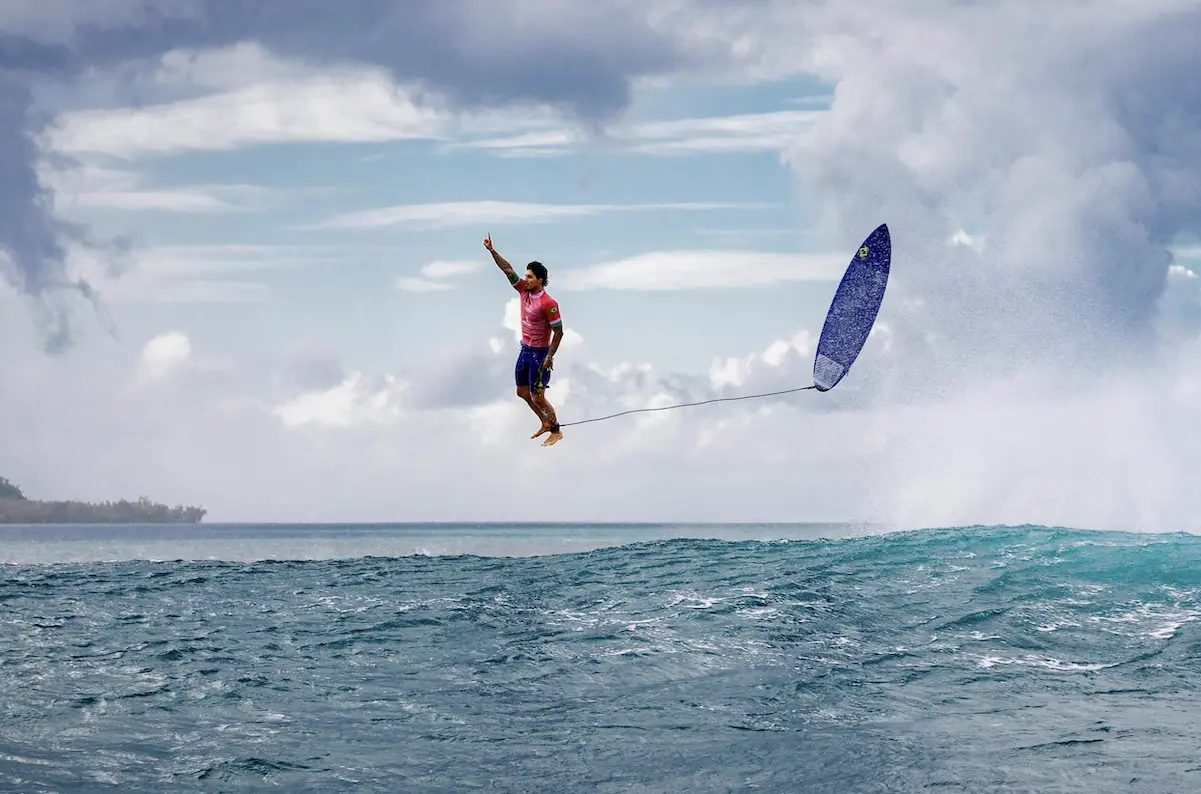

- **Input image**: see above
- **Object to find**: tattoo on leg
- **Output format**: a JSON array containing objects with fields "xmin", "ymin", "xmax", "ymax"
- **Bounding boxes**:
[{"xmin": 533, "ymin": 395, "xmax": 558, "ymax": 427}]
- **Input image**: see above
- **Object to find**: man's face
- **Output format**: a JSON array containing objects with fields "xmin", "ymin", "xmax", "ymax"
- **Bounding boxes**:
[{"xmin": 524, "ymin": 269, "xmax": 541, "ymax": 291}]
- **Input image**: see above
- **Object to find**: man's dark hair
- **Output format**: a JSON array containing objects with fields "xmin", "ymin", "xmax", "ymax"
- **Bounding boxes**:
[{"xmin": 527, "ymin": 261, "xmax": 548, "ymax": 286}]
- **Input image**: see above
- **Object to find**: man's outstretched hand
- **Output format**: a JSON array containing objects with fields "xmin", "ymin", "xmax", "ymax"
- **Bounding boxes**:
[{"xmin": 483, "ymin": 233, "xmax": 494, "ymax": 252}]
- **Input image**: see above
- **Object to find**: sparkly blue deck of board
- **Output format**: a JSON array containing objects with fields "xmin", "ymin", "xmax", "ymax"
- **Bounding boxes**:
[{"xmin": 814, "ymin": 223, "xmax": 891, "ymax": 392}]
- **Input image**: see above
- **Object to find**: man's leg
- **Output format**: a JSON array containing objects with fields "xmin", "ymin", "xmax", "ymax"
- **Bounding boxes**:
[
  {"xmin": 530, "ymin": 363, "xmax": 562, "ymax": 446},
  {"xmin": 518, "ymin": 347, "xmax": 557, "ymax": 438},
  {"xmin": 530, "ymin": 393, "xmax": 561, "ymax": 442},
  {"xmin": 517, "ymin": 354, "xmax": 555, "ymax": 436},
  {"xmin": 515, "ymin": 349, "xmax": 550, "ymax": 431},
  {"xmin": 517, "ymin": 385, "xmax": 552, "ymax": 436}
]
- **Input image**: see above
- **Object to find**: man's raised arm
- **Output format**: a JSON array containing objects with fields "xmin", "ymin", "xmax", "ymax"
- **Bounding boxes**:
[{"xmin": 483, "ymin": 234, "xmax": 520, "ymax": 287}]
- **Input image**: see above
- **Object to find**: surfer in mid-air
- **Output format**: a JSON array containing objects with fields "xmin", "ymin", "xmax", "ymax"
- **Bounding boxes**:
[{"xmin": 484, "ymin": 234, "xmax": 565, "ymax": 446}]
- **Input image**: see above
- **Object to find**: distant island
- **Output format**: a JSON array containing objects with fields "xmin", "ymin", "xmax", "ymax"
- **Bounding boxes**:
[{"xmin": 0, "ymin": 476, "xmax": 206, "ymax": 524}]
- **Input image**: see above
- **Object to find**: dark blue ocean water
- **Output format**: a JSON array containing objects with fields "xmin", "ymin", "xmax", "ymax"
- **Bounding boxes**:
[{"xmin": 2, "ymin": 522, "xmax": 1199, "ymax": 793}]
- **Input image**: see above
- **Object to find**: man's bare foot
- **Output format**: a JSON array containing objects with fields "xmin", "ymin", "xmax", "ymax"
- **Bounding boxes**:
[
  {"xmin": 541, "ymin": 430, "xmax": 563, "ymax": 446},
  {"xmin": 531, "ymin": 422, "xmax": 550, "ymax": 439}
]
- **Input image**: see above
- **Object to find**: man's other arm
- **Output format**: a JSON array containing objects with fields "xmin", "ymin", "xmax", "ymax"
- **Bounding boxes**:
[{"xmin": 546, "ymin": 302, "xmax": 564, "ymax": 362}]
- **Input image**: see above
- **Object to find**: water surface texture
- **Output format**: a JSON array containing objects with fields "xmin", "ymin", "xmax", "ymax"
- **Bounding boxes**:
[{"xmin": 2, "ymin": 522, "xmax": 1199, "ymax": 792}]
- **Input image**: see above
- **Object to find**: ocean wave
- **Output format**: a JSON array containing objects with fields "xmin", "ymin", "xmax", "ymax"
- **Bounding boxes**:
[{"xmin": 1, "ymin": 524, "xmax": 1198, "ymax": 791}]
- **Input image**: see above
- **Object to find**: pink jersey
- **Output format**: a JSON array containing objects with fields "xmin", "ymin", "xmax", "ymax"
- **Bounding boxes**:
[{"xmin": 515, "ymin": 282, "xmax": 562, "ymax": 347}]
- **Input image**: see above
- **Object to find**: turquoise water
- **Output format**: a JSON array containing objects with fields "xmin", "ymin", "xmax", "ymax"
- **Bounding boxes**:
[{"xmin": 2, "ymin": 522, "xmax": 1199, "ymax": 792}]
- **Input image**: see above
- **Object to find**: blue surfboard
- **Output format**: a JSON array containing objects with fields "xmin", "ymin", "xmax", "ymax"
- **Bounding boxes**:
[{"xmin": 812, "ymin": 223, "xmax": 891, "ymax": 392}]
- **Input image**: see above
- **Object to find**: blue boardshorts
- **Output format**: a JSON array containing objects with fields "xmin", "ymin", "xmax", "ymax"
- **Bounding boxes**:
[{"xmin": 515, "ymin": 344, "xmax": 552, "ymax": 392}]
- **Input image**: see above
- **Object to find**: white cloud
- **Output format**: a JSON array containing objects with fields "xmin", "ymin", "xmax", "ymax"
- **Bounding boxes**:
[
  {"xmin": 395, "ymin": 278, "xmax": 453, "ymax": 293},
  {"xmin": 310, "ymin": 200, "xmax": 766, "ymax": 230},
  {"xmin": 693, "ymin": 228, "xmax": 798, "ymax": 240},
  {"xmin": 396, "ymin": 260, "xmax": 483, "ymax": 293},
  {"xmin": 447, "ymin": 129, "xmax": 584, "ymax": 155},
  {"xmin": 42, "ymin": 59, "xmax": 446, "ymax": 159},
  {"xmin": 558, "ymin": 250, "xmax": 846, "ymax": 290},
  {"xmin": 420, "ymin": 260, "xmax": 481, "ymax": 279},
  {"xmin": 132, "ymin": 330, "xmax": 243, "ymax": 389},
  {"xmin": 64, "ymin": 241, "xmax": 346, "ymax": 304},
  {"xmin": 34, "ymin": 40, "xmax": 583, "ymax": 162},
  {"xmin": 138, "ymin": 331, "xmax": 190, "ymax": 379},
  {"xmin": 125, "ymin": 244, "xmax": 338, "ymax": 274},
  {"xmin": 503, "ymin": 297, "xmax": 522, "ymax": 341},
  {"xmin": 150, "ymin": 40, "xmax": 318, "ymax": 92},
  {"xmin": 446, "ymin": 108, "xmax": 825, "ymax": 158},
  {"xmin": 949, "ymin": 229, "xmax": 983, "ymax": 249},
  {"xmin": 1172, "ymin": 245, "xmax": 1201, "ymax": 261},
  {"xmin": 71, "ymin": 188, "xmax": 234, "ymax": 213},
  {"xmin": 41, "ymin": 161, "xmax": 285, "ymax": 214},
  {"xmin": 272, "ymin": 372, "xmax": 406, "ymax": 429},
  {"xmin": 121, "ymin": 280, "xmax": 272, "ymax": 304},
  {"xmin": 629, "ymin": 109, "xmax": 825, "ymax": 154},
  {"xmin": 706, "ymin": 330, "xmax": 816, "ymax": 404}
]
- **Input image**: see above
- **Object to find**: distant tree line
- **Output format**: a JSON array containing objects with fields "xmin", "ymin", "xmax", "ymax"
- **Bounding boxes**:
[{"xmin": 0, "ymin": 476, "xmax": 206, "ymax": 524}]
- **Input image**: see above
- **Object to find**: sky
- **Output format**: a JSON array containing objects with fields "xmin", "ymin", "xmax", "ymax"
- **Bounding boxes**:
[{"xmin": 1, "ymin": 0, "xmax": 1201, "ymax": 529}]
